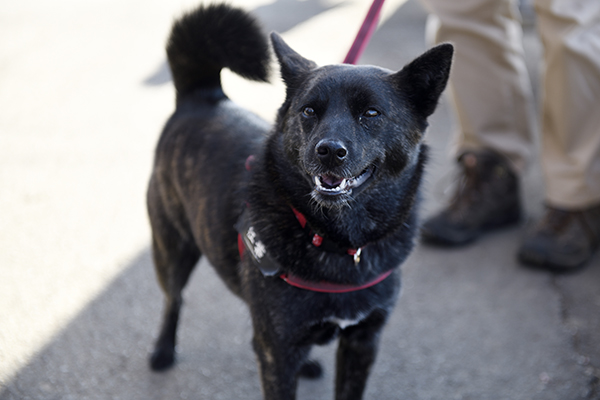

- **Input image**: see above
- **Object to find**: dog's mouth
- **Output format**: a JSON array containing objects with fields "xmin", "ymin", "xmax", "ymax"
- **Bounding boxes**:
[{"xmin": 312, "ymin": 166, "xmax": 375, "ymax": 196}]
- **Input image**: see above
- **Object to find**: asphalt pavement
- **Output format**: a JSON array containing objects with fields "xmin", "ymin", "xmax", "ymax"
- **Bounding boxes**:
[{"xmin": 1, "ymin": 0, "xmax": 599, "ymax": 399}]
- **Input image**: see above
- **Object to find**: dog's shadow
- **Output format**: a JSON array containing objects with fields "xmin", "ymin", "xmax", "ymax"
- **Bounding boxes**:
[
  {"xmin": 0, "ymin": 250, "xmax": 260, "ymax": 399},
  {"xmin": 0, "ymin": 248, "xmax": 341, "ymax": 400}
]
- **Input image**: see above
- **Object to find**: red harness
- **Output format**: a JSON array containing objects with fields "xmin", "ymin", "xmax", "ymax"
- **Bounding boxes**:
[{"xmin": 238, "ymin": 227, "xmax": 392, "ymax": 293}]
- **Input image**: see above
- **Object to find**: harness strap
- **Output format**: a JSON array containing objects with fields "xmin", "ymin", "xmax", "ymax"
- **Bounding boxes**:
[
  {"xmin": 291, "ymin": 206, "xmax": 364, "ymax": 263},
  {"xmin": 280, "ymin": 269, "xmax": 393, "ymax": 293}
]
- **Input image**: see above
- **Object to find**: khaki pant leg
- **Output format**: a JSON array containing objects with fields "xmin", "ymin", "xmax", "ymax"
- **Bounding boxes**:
[
  {"xmin": 534, "ymin": 0, "xmax": 600, "ymax": 208},
  {"xmin": 421, "ymin": 0, "xmax": 537, "ymax": 172}
]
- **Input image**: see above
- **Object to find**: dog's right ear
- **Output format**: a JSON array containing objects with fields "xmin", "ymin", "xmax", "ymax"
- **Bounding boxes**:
[
  {"xmin": 392, "ymin": 43, "xmax": 453, "ymax": 119},
  {"xmin": 271, "ymin": 32, "xmax": 317, "ymax": 89}
]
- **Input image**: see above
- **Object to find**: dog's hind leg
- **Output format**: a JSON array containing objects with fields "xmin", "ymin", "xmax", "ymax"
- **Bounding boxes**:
[
  {"xmin": 148, "ymin": 186, "xmax": 201, "ymax": 371},
  {"xmin": 334, "ymin": 310, "xmax": 388, "ymax": 400},
  {"xmin": 149, "ymin": 227, "xmax": 200, "ymax": 371}
]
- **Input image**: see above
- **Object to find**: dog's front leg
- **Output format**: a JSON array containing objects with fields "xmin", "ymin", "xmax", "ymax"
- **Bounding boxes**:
[
  {"xmin": 334, "ymin": 310, "xmax": 388, "ymax": 400},
  {"xmin": 252, "ymin": 332, "xmax": 309, "ymax": 400}
]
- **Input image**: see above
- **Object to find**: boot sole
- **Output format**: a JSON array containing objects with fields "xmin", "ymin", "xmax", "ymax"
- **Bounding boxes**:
[{"xmin": 421, "ymin": 209, "xmax": 521, "ymax": 247}]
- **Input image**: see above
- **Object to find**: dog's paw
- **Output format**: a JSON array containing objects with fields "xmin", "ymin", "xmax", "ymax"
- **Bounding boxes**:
[
  {"xmin": 149, "ymin": 347, "xmax": 176, "ymax": 371},
  {"xmin": 298, "ymin": 359, "xmax": 323, "ymax": 379}
]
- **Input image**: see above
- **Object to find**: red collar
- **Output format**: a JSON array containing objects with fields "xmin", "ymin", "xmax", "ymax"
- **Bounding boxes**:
[{"xmin": 279, "ymin": 269, "xmax": 393, "ymax": 293}]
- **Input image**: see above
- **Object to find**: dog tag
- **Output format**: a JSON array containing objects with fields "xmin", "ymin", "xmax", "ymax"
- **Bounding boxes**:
[
  {"xmin": 353, "ymin": 247, "xmax": 362, "ymax": 265},
  {"xmin": 347, "ymin": 247, "xmax": 362, "ymax": 265}
]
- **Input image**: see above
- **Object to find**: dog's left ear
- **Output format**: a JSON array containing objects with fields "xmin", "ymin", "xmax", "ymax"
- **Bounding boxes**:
[
  {"xmin": 271, "ymin": 32, "xmax": 317, "ymax": 89},
  {"xmin": 392, "ymin": 43, "xmax": 453, "ymax": 118}
]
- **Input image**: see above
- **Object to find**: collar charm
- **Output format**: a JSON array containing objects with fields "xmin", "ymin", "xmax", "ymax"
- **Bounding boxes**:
[
  {"xmin": 292, "ymin": 207, "xmax": 364, "ymax": 265},
  {"xmin": 348, "ymin": 247, "xmax": 362, "ymax": 264}
]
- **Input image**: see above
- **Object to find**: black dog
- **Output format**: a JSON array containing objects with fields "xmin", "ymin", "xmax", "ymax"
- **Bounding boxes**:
[{"xmin": 147, "ymin": 4, "xmax": 452, "ymax": 399}]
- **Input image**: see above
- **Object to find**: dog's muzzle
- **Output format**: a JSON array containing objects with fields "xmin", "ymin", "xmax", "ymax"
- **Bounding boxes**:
[{"xmin": 313, "ymin": 166, "xmax": 374, "ymax": 196}]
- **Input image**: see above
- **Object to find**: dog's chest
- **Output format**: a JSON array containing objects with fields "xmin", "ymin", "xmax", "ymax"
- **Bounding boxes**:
[{"xmin": 324, "ymin": 314, "xmax": 366, "ymax": 329}]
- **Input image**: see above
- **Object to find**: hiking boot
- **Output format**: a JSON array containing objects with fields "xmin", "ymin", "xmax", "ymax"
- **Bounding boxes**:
[
  {"xmin": 421, "ymin": 149, "xmax": 521, "ymax": 246},
  {"xmin": 518, "ymin": 205, "xmax": 600, "ymax": 272}
]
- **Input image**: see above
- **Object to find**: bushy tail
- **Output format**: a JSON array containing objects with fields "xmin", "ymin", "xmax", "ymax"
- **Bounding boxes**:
[{"xmin": 166, "ymin": 4, "xmax": 270, "ymax": 97}]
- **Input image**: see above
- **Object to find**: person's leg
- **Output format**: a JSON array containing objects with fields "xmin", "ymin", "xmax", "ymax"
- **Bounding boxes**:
[
  {"xmin": 420, "ymin": 0, "xmax": 536, "ymax": 245},
  {"xmin": 518, "ymin": 0, "xmax": 600, "ymax": 271},
  {"xmin": 421, "ymin": 0, "xmax": 536, "ymax": 171}
]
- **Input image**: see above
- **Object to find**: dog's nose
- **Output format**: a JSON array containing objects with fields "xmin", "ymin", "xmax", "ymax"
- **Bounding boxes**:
[{"xmin": 316, "ymin": 139, "xmax": 348, "ymax": 166}]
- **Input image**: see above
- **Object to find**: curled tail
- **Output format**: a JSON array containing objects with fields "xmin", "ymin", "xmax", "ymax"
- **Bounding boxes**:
[{"xmin": 166, "ymin": 4, "xmax": 270, "ymax": 97}]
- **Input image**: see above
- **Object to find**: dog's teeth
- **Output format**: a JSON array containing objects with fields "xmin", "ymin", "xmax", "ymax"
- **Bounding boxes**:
[
  {"xmin": 313, "ymin": 175, "xmax": 359, "ymax": 195},
  {"xmin": 347, "ymin": 168, "xmax": 372, "ymax": 189}
]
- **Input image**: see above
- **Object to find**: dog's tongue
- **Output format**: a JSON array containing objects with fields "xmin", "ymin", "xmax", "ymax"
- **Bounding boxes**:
[{"xmin": 321, "ymin": 174, "xmax": 343, "ymax": 188}]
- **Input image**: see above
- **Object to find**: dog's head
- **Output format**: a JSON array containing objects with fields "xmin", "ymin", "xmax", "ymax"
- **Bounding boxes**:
[{"xmin": 270, "ymin": 33, "xmax": 452, "ymax": 210}]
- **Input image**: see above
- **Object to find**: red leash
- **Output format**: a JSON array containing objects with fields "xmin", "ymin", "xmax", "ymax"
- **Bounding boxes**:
[{"xmin": 343, "ymin": 0, "xmax": 386, "ymax": 65}]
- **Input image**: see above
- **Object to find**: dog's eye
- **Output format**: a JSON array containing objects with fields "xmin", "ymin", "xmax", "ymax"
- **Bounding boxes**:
[
  {"xmin": 302, "ymin": 107, "xmax": 316, "ymax": 118},
  {"xmin": 359, "ymin": 109, "xmax": 381, "ymax": 127},
  {"xmin": 363, "ymin": 109, "xmax": 380, "ymax": 118}
]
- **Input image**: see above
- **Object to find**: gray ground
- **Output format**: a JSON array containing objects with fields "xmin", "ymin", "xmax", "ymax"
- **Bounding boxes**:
[{"xmin": 1, "ymin": 0, "xmax": 599, "ymax": 399}]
